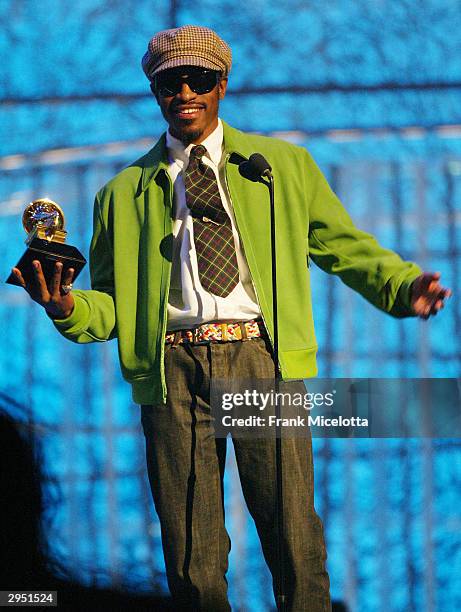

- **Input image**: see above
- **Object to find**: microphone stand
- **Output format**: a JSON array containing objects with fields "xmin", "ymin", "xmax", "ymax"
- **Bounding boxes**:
[
  {"xmin": 264, "ymin": 170, "xmax": 286, "ymax": 612},
  {"xmin": 239, "ymin": 156, "xmax": 286, "ymax": 611}
]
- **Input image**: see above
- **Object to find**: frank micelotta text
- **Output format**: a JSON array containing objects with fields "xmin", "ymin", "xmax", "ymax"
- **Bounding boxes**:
[{"xmin": 221, "ymin": 415, "xmax": 369, "ymax": 428}]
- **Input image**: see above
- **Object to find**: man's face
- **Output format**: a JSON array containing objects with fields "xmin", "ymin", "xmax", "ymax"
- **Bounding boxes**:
[{"xmin": 152, "ymin": 66, "xmax": 228, "ymax": 145}]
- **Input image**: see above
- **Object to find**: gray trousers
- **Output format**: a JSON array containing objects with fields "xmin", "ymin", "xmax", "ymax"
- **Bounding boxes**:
[{"xmin": 141, "ymin": 338, "xmax": 331, "ymax": 611}]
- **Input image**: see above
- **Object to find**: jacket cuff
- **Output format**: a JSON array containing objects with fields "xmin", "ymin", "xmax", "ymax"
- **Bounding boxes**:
[
  {"xmin": 391, "ymin": 274, "xmax": 420, "ymax": 317},
  {"xmin": 51, "ymin": 293, "xmax": 90, "ymax": 331},
  {"xmin": 397, "ymin": 278, "xmax": 415, "ymax": 310}
]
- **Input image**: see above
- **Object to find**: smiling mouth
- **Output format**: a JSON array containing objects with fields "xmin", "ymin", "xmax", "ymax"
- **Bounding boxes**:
[{"xmin": 173, "ymin": 107, "xmax": 204, "ymax": 120}]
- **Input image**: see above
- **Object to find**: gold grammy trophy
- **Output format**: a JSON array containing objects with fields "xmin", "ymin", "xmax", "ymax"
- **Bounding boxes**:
[{"xmin": 6, "ymin": 198, "xmax": 86, "ymax": 287}]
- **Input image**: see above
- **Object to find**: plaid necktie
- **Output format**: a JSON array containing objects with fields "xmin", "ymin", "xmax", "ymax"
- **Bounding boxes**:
[{"xmin": 184, "ymin": 144, "xmax": 239, "ymax": 297}]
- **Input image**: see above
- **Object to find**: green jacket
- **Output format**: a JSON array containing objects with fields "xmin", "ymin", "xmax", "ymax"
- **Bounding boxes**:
[{"xmin": 54, "ymin": 121, "xmax": 422, "ymax": 404}]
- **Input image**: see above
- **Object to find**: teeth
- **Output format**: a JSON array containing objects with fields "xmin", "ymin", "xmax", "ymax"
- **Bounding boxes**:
[{"xmin": 180, "ymin": 108, "xmax": 200, "ymax": 114}]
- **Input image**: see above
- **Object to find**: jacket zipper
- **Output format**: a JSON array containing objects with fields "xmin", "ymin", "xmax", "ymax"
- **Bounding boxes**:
[
  {"xmin": 223, "ymin": 153, "xmax": 276, "ymax": 354},
  {"xmin": 160, "ymin": 171, "xmax": 173, "ymax": 402}
]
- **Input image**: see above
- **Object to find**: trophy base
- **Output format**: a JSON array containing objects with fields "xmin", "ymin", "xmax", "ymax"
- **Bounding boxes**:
[{"xmin": 6, "ymin": 237, "xmax": 87, "ymax": 287}]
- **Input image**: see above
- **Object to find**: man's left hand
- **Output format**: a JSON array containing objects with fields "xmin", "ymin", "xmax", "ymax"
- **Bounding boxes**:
[{"xmin": 411, "ymin": 272, "xmax": 452, "ymax": 319}]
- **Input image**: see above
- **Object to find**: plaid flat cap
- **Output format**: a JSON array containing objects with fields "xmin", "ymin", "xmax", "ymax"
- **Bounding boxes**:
[{"xmin": 142, "ymin": 25, "xmax": 232, "ymax": 80}]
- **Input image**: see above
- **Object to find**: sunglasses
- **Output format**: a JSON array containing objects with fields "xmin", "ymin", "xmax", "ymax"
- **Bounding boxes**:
[{"xmin": 153, "ymin": 69, "xmax": 221, "ymax": 97}]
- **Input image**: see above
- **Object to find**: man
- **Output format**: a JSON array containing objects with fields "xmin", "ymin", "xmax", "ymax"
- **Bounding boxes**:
[{"xmin": 13, "ymin": 25, "xmax": 451, "ymax": 612}]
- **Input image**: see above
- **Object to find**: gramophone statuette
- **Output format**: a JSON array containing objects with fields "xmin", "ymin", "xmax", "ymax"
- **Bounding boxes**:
[{"xmin": 6, "ymin": 198, "xmax": 86, "ymax": 288}]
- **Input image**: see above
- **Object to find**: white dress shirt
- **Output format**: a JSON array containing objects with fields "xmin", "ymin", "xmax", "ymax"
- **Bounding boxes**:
[{"xmin": 166, "ymin": 119, "xmax": 261, "ymax": 331}]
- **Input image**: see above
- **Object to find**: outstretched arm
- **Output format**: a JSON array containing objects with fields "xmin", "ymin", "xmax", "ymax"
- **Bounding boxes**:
[{"xmin": 302, "ymin": 149, "xmax": 454, "ymax": 318}]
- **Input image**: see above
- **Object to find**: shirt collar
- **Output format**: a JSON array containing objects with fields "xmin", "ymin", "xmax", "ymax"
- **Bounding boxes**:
[
  {"xmin": 140, "ymin": 121, "xmax": 251, "ymax": 193},
  {"xmin": 166, "ymin": 118, "xmax": 224, "ymax": 167}
]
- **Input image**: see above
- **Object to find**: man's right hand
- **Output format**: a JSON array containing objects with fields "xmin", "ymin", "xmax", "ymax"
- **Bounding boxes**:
[{"xmin": 12, "ymin": 260, "xmax": 75, "ymax": 319}]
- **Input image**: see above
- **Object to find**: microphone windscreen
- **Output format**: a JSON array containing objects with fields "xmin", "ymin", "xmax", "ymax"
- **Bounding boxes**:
[
  {"xmin": 248, "ymin": 153, "xmax": 272, "ymax": 175},
  {"xmin": 238, "ymin": 161, "xmax": 260, "ymax": 182},
  {"xmin": 238, "ymin": 153, "xmax": 272, "ymax": 182}
]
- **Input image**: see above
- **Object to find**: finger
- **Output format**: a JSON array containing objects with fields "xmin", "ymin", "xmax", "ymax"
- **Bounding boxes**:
[
  {"xmin": 50, "ymin": 261, "xmax": 64, "ymax": 298},
  {"xmin": 422, "ymin": 272, "xmax": 441, "ymax": 291},
  {"xmin": 428, "ymin": 280, "xmax": 442, "ymax": 292},
  {"xmin": 436, "ymin": 289, "xmax": 451, "ymax": 302},
  {"xmin": 427, "ymin": 301, "xmax": 441, "ymax": 315},
  {"xmin": 60, "ymin": 267, "xmax": 75, "ymax": 297},
  {"xmin": 426, "ymin": 272, "xmax": 444, "ymax": 291},
  {"xmin": 32, "ymin": 260, "xmax": 51, "ymax": 299},
  {"xmin": 12, "ymin": 267, "xmax": 27, "ymax": 289},
  {"xmin": 412, "ymin": 298, "xmax": 427, "ymax": 316},
  {"xmin": 443, "ymin": 288, "xmax": 452, "ymax": 299},
  {"xmin": 62, "ymin": 267, "xmax": 75, "ymax": 286},
  {"xmin": 416, "ymin": 303, "xmax": 431, "ymax": 318},
  {"xmin": 433, "ymin": 299, "xmax": 445, "ymax": 311}
]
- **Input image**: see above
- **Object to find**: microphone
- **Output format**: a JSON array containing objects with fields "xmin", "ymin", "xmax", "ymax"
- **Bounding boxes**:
[{"xmin": 239, "ymin": 153, "xmax": 272, "ymax": 182}]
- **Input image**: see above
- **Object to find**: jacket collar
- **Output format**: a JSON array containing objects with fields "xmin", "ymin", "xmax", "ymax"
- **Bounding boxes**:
[
  {"xmin": 140, "ymin": 133, "xmax": 170, "ymax": 192},
  {"xmin": 140, "ymin": 120, "xmax": 251, "ymax": 192},
  {"xmin": 220, "ymin": 120, "xmax": 253, "ymax": 157}
]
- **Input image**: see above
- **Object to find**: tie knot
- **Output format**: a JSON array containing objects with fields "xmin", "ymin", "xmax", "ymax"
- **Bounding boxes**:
[{"xmin": 190, "ymin": 144, "xmax": 207, "ymax": 160}]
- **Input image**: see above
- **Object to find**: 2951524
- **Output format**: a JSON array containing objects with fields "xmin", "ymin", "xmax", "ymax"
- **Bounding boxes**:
[{"xmin": 0, "ymin": 592, "xmax": 57, "ymax": 607}]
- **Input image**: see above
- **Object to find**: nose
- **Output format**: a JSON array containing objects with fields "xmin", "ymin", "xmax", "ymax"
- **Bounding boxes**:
[{"xmin": 176, "ymin": 81, "xmax": 196, "ymax": 101}]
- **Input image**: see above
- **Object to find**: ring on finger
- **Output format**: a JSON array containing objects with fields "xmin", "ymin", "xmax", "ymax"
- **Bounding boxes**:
[{"xmin": 61, "ymin": 283, "xmax": 73, "ymax": 294}]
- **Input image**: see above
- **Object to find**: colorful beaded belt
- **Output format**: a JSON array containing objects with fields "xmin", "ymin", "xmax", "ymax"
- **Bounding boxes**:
[{"xmin": 165, "ymin": 319, "xmax": 266, "ymax": 345}]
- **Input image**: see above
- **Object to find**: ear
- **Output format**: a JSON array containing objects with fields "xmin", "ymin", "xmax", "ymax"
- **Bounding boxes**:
[{"xmin": 218, "ymin": 77, "xmax": 228, "ymax": 100}]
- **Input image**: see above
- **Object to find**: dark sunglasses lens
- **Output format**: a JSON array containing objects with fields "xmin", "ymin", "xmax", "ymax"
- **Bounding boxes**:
[
  {"xmin": 155, "ymin": 71, "xmax": 218, "ymax": 96},
  {"xmin": 155, "ymin": 75, "xmax": 182, "ymax": 96},
  {"xmin": 188, "ymin": 72, "xmax": 218, "ymax": 94}
]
